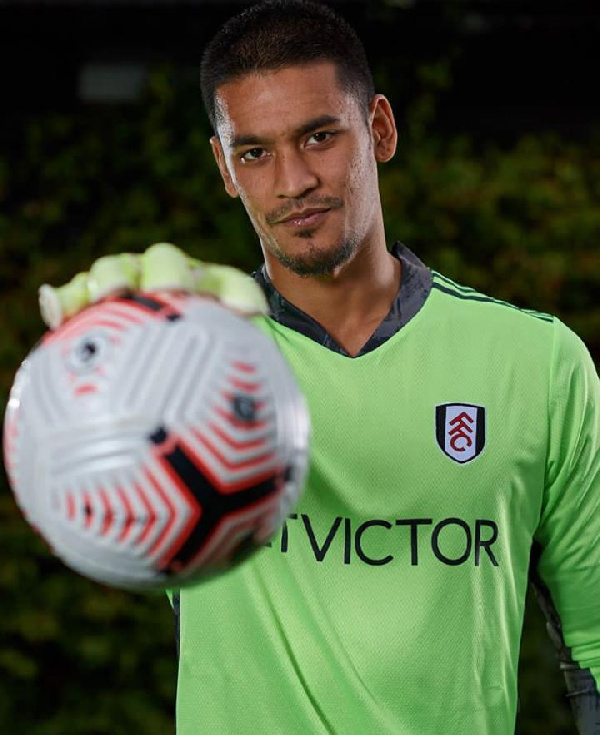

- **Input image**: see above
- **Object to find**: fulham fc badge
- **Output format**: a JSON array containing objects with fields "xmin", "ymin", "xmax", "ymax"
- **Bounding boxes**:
[{"xmin": 435, "ymin": 403, "xmax": 486, "ymax": 464}]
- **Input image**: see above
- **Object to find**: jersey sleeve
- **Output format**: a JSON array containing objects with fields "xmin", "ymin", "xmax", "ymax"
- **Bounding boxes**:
[{"xmin": 532, "ymin": 318, "xmax": 600, "ymax": 718}]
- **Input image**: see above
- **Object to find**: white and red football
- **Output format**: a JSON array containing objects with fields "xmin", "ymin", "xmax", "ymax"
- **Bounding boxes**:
[{"xmin": 3, "ymin": 293, "xmax": 310, "ymax": 590}]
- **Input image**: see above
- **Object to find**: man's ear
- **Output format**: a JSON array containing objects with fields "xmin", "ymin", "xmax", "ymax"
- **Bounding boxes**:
[
  {"xmin": 210, "ymin": 136, "xmax": 239, "ymax": 199},
  {"xmin": 369, "ymin": 94, "xmax": 397, "ymax": 164}
]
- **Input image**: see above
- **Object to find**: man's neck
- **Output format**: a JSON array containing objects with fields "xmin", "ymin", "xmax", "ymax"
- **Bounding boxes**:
[{"xmin": 263, "ymin": 238, "xmax": 402, "ymax": 344}]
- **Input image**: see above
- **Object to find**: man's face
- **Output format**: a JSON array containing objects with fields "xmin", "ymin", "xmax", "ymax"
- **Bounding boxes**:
[{"xmin": 211, "ymin": 62, "xmax": 393, "ymax": 278}]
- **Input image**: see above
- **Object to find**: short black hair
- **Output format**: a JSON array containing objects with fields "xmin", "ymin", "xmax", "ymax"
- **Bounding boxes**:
[{"xmin": 200, "ymin": 0, "xmax": 375, "ymax": 133}]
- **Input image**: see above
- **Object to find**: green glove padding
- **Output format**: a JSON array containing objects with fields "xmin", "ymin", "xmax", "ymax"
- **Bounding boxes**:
[{"xmin": 39, "ymin": 243, "xmax": 269, "ymax": 329}]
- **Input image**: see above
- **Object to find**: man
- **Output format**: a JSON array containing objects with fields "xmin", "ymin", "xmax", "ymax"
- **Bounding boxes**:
[{"xmin": 42, "ymin": 1, "xmax": 599, "ymax": 733}]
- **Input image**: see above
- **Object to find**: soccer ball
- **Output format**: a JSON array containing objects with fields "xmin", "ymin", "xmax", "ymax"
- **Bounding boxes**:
[{"xmin": 3, "ymin": 292, "xmax": 310, "ymax": 591}]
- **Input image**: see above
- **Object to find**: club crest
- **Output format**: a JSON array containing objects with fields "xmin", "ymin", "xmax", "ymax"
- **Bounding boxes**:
[{"xmin": 435, "ymin": 403, "xmax": 486, "ymax": 464}]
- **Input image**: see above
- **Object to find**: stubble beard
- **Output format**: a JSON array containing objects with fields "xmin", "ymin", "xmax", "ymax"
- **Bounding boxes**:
[
  {"xmin": 263, "ymin": 229, "xmax": 362, "ymax": 278},
  {"xmin": 251, "ymin": 192, "xmax": 360, "ymax": 277}
]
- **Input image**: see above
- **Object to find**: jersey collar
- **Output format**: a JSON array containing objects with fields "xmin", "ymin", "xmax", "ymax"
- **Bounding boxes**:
[{"xmin": 251, "ymin": 243, "xmax": 432, "ymax": 358}]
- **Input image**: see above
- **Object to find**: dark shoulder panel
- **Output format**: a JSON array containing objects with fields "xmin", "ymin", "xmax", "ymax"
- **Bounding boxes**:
[{"xmin": 431, "ymin": 271, "xmax": 554, "ymax": 324}]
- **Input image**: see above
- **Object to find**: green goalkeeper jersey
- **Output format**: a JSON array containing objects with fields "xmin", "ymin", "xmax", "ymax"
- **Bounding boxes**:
[{"xmin": 173, "ymin": 245, "xmax": 600, "ymax": 734}]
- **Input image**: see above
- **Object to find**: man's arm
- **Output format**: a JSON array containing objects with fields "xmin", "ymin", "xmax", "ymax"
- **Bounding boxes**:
[
  {"xmin": 530, "ymin": 542, "xmax": 600, "ymax": 733},
  {"xmin": 533, "ymin": 319, "xmax": 600, "ymax": 734},
  {"xmin": 38, "ymin": 242, "xmax": 269, "ymax": 659}
]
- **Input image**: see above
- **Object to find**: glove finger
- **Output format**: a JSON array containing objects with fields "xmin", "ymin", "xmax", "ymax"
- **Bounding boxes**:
[
  {"xmin": 39, "ymin": 272, "xmax": 89, "ymax": 330},
  {"xmin": 140, "ymin": 242, "xmax": 195, "ymax": 292},
  {"xmin": 194, "ymin": 264, "xmax": 268, "ymax": 316},
  {"xmin": 88, "ymin": 253, "xmax": 140, "ymax": 302}
]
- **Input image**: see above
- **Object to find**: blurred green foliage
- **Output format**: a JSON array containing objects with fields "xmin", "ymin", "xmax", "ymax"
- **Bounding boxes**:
[{"xmin": 0, "ymin": 65, "xmax": 598, "ymax": 734}]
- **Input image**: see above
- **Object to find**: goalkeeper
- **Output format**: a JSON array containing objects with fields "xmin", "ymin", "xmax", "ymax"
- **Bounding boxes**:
[{"xmin": 42, "ymin": 1, "xmax": 600, "ymax": 733}]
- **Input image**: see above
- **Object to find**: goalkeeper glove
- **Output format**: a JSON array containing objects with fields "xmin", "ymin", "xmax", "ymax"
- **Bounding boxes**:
[{"xmin": 39, "ymin": 242, "xmax": 268, "ymax": 329}]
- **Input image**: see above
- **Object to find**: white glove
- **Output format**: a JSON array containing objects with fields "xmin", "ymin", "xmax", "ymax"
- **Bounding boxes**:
[{"xmin": 39, "ymin": 242, "xmax": 268, "ymax": 329}]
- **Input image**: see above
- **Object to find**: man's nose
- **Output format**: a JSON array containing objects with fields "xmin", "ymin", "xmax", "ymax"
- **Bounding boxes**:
[{"xmin": 274, "ymin": 149, "xmax": 319, "ymax": 199}]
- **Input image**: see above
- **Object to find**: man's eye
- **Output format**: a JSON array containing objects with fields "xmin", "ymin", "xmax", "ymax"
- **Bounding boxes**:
[
  {"xmin": 307, "ymin": 131, "xmax": 335, "ymax": 146},
  {"xmin": 241, "ymin": 148, "xmax": 266, "ymax": 162}
]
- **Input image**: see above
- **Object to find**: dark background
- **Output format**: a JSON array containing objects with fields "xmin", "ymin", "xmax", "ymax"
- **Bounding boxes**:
[
  {"xmin": 0, "ymin": 1, "xmax": 598, "ymax": 733},
  {"xmin": 1, "ymin": 0, "xmax": 598, "ymax": 137}
]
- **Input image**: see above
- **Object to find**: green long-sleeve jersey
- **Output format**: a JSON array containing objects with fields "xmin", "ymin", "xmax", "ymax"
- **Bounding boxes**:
[{"xmin": 172, "ymin": 245, "xmax": 600, "ymax": 734}]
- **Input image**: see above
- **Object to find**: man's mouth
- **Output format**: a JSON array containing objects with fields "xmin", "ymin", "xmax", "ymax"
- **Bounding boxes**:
[{"xmin": 278, "ymin": 208, "xmax": 331, "ymax": 227}]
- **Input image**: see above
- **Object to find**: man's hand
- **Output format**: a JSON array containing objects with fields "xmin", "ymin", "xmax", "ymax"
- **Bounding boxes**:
[{"xmin": 39, "ymin": 242, "xmax": 269, "ymax": 329}]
